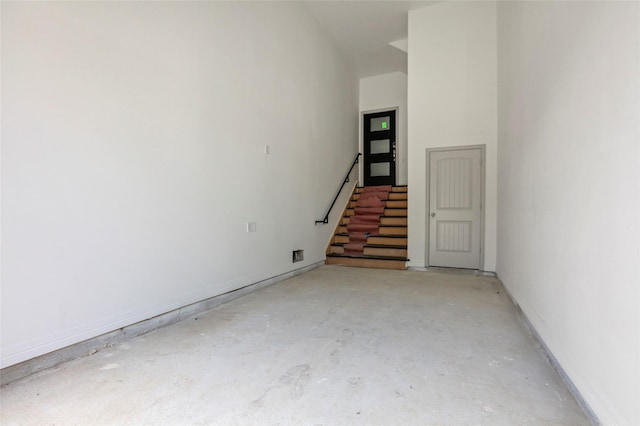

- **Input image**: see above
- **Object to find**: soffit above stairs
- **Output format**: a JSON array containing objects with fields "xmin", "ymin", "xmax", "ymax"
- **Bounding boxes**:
[{"xmin": 304, "ymin": 1, "xmax": 441, "ymax": 78}]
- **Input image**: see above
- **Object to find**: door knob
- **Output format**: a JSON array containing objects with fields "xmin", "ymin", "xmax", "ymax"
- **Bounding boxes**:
[{"xmin": 431, "ymin": 213, "xmax": 436, "ymax": 217}]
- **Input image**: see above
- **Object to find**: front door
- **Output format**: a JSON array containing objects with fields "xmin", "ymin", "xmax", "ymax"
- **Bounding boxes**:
[
  {"xmin": 363, "ymin": 110, "xmax": 396, "ymax": 186},
  {"xmin": 428, "ymin": 148, "xmax": 483, "ymax": 269}
]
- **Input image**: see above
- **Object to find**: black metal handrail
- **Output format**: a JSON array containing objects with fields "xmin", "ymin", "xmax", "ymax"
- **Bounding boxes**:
[{"xmin": 315, "ymin": 152, "xmax": 361, "ymax": 225}]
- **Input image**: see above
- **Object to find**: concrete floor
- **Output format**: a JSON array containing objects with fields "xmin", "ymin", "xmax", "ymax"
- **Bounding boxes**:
[{"xmin": 1, "ymin": 266, "xmax": 589, "ymax": 425}]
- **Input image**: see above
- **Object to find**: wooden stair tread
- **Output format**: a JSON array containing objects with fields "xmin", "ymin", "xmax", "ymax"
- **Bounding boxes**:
[
  {"xmin": 331, "ymin": 242, "xmax": 407, "ymax": 249},
  {"xmin": 348, "ymin": 200, "xmax": 407, "ymax": 205},
  {"xmin": 337, "ymin": 227, "xmax": 407, "ymax": 236},
  {"xmin": 340, "ymin": 218, "xmax": 407, "ymax": 227},
  {"xmin": 337, "ymin": 225, "xmax": 407, "ymax": 229},
  {"xmin": 352, "ymin": 193, "xmax": 407, "ymax": 200},
  {"xmin": 356, "ymin": 185, "xmax": 407, "ymax": 191},
  {"xmin": 345, "ymin": 208, "xmax": 407, "ymax": 215},
  {"xmin": 343, "ymin": 214, "xmax": 406, "ymax": 219},
  {"xmin": 326, "ymin": 253, "xmax": 408, "ymax": 261},
  {"xmin": 335, "ymin": 232, "xmax": 407, "ymax": 238}
]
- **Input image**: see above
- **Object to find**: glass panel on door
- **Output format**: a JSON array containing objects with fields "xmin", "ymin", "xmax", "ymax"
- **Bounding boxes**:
[
  {"xmin": 370, "ymin": 162, "xmax": 391, "ymax": 177},
  {"xmin": 370, "ymin": 116, "xmax": 391, "ymax": 132},
  {"xmin": 370, "ymin": 139, "xmax": 390, "ymax": 154}
]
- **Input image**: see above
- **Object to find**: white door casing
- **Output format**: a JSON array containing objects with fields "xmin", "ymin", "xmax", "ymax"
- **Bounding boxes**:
[{"xmin": 428, "ymin": 147, "xmax": 483, "ymax": 269}]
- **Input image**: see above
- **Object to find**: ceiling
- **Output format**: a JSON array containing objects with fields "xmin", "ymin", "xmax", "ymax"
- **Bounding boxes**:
[{"xmin": 304, "ymin": 1, "xmax": 440, "ymax": 78}]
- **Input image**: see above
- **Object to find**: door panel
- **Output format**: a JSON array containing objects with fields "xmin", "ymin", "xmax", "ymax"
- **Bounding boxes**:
[
  {"xmin": 429, "ymin": 148, "xmax": 482, "ymax": 269},
  {"xmin": 364, "ymin": 111, "xmax": 396, "ymax": 186},
  {"xmin": 436, "ymin": 157, "xmax": 472, "ymax": 209},
  {"xmin": 436, "ymin": 221, "xmax": 472, "ymax": 252}
]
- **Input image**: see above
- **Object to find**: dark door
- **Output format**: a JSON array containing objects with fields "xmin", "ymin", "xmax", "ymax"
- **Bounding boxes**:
[{"xmin": 363, "ymin": 110, "xmax": 396, "ymax": 186}]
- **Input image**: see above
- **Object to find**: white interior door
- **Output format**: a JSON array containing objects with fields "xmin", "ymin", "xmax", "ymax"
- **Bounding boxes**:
[{"xmin": 428, "ymin": 148, "xmax": 482, "ymax": 269}]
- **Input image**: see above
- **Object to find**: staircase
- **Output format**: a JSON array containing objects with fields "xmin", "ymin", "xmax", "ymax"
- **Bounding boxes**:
[{"xmin": 325, "ymin": 185, "xmax": 408, "ymax": 270}]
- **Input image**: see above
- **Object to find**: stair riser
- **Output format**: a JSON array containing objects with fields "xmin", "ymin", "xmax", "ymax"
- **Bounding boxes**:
[
  {"xmin": 385, "ymin": 200, "xmax": 407, "ymax": 208},
  {"xmin": 333, "ymin": 235, "xmax": 350, "ymax": 244},
  {"xmin": 325, "ymin": 257, "xmax": 406, "ymax": 270},
  {"xmin": 363, "ymin": 247, "xmax": 407, "ymax": 257},
  {"xmin": 381, "ymin": 227, "xmax": 407, "ymax": 235},
  {"xmin": 348, "ymin": 200, "xmax": 407, "ymax": 209},
  {"xmin": 368, "ymin": 236, "xmax": 408, "ymax": 245},
  {"xmin": 341, "ymin": 217, "xmax": 407, "ymax": 226},
  {"xmin": 337, "ymin": 225, "xmax": 407, "ymax": 235},
  {"xmin": 356, "ymin": 187, "xmax": 407, "ymax": 194},
  {"xmin": 352, "ymin": 193, "xmax": 407, "ymax": 201},
  {"xmin": 381, "ymin": 217, "xmax": 407, "ymax": 225},
  {"xmin": 346, "ymin": 208, "xmax": 407, "ymax": 217},
  {"xmin": 329, "ymin": 247, "xmax": 407, "ymax": 257},
  {"xmin": 383, "ymin": 209, "xmax": 407, "ymax": 216}
]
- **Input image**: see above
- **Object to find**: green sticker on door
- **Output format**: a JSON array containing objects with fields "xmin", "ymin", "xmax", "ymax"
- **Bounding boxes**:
[{"xmin": 381, "ymin": 121, "xmax": 388, "ymax": 129}]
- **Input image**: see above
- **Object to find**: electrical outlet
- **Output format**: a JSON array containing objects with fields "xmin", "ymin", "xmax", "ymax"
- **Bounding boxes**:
[
  {"xmin": 265, "ymin": 145, "xmax": 270, "ymax": 155},
  {"xmin": 247, "ymin": 222, "xmax": 257, "ymax": 233}
]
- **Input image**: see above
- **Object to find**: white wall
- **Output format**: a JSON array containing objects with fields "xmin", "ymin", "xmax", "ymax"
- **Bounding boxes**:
[
  {"xmin": 407, "ymin": 1, "xmax": 497, "ymax": 271},
  {"xmin": 497, "ymin": 2, "xmax": 640, "ymax": 424},
  {"xmin": 1, "ymin": 2, "xmax": 358, "ymax": 368},
  {"xmin": 359, "ymin": 72, "xmax": 408, "ymax": 185}
]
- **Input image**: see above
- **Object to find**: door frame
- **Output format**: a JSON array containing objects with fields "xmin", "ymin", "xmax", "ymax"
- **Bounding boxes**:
[
  {"xmin": 425, "ymin": 145, "xmax": 486, "ymax": 270},
  {"xmin": 360, "ymin": 107, "xmax": 399, "ymax": 186}
]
